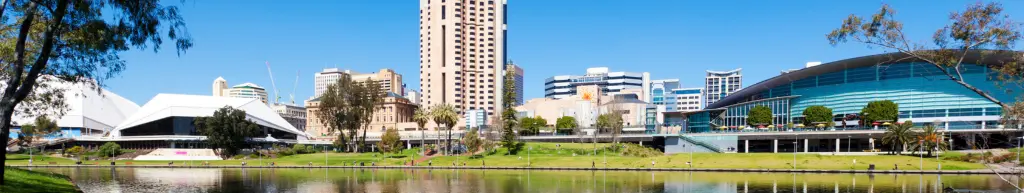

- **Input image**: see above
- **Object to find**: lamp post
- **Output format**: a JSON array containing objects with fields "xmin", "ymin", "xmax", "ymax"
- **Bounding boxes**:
[
  {"xmin": 847, "ymin": 135, "xmax": 851, "ymax": 153},
  {"xmin": 1017, "ymin": 136, "xmax": 1023, "ymax": 164},
  {"xmin": 528, "ymin": 146, "xmax": 533, "ymax": 167},
  {"xmin": 324, "ymin": 145, "xmax": 328, "ymax": 166},
  {"xmin": 919, "ymin": 140, "xmax": 924, "ymax": 171},
  {"xmin": 792, "ymin": 140, "xmax": 797, "ymax": 169}
]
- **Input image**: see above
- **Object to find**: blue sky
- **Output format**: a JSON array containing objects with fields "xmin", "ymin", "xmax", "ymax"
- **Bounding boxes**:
[{"xmin": 108, "ymin": 0, "xmax": 1024, "ymax": 106}]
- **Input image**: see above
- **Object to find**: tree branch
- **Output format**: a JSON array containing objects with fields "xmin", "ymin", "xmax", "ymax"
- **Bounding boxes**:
[
  {"xmin": 1, "ymin": 3, "xmax": 37, "ymax": 107},
  {"xmin": 11, "ymin": 0, "xmax": 68, "ymax": 105}
]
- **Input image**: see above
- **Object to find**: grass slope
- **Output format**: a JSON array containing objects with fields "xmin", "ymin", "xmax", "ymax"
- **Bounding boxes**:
[
  {"xmin": 3, "ymin": 143, "xmax": 987, "ymax": 170},
  {"xmin": 2, "ymin": 167, "xmax": 79, "ymax": 193}
]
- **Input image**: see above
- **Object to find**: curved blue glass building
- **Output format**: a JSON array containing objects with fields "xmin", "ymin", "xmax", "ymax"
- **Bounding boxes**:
[{"xmin": 685, "ymin": 51, "xmax": 1020, "ymax": 133}]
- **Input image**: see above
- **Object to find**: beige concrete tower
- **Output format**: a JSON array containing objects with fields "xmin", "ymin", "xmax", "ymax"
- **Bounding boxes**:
[
  {"xmin": 419, "ymin": 0, "xmax": 507, "ymax": 118},
  {"xmin": 212, "ymin": 77, "xmax": 228, "ymax": 97}
]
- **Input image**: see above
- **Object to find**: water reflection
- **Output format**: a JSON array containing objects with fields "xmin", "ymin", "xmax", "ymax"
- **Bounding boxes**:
[{"xmin": 31, "ymin": 167, "xmax": 1024, "ymax": 193}]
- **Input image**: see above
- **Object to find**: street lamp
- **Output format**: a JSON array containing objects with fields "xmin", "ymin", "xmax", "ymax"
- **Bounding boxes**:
[
  {"xmin": 919, "ymin": 140, "xmax": 924, "ymax": 170},
  {"xmin": 792, "ymin": 140, "xmax": 797, "ymax": 169},
  {"xmin": 528, "ymin": 146, "xmax": 533, "ymax": 167}
]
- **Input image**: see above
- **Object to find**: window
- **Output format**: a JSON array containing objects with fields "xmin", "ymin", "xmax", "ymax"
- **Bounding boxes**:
[
  {"xmin": 880, "ymin": 63, "xmax": 911, "ymax": 80},
  {"xmin": 845, "ymin": 66, "xmax": 876, "ymax": 83},
  {"xmin": 792, "ymin": 77, "xmax": 816, "ymax": 89}
]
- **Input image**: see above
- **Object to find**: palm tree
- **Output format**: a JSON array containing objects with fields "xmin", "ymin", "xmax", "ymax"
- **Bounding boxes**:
[
  {"xmin": 882, "ymin": 121, "xmax": 915, "ymax": 155},
  {"xmin": 413, "ymin": 108, "xmax": 431, "ymax": 155},
  {"xmin": 909, "ymin": 124, "xmax": 949, "ymax": 157},
  {"xmin": 431, "ymin": 104, "xmax": 459, "ymax": 155}
]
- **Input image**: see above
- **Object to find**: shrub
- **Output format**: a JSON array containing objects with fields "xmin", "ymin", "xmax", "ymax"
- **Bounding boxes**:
[
  {"xmin": 98, "ymin": 142, "xmax": 121, "ymax": 158},
  {"xmin": 65, "ymin": 146, "xmax": 84, "ymax": 157},
  {"xmin": 619, "ymin": 143, "xmax": 662, "ymax": 158}
]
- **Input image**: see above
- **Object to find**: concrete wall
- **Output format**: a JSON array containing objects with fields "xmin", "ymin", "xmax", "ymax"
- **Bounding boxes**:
[{"xmin": 664, "ymin": 135, "xmax": 738, "ymax": 154}]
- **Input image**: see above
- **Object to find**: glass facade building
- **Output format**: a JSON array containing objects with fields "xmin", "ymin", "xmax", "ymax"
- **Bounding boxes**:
[{"xmin": 684, "ymin": 52, "xmax": 1019, "ymax": 133}]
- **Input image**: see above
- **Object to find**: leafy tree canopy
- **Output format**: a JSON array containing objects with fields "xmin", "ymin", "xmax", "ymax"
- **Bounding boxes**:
[
  {"xmin": 747, "ymin": 105, "xmax": 773, "ymax": 126},
  {"xmin": 802, "ymin": 105, "xmax": 834, "ymax": 127},
  {"xmin": 861, "ymin": 100, "xmax": 899, "ymax": 125},
  {"xmin": 194, "ymin": 106, "xmax": 260, "ymax": 157}
]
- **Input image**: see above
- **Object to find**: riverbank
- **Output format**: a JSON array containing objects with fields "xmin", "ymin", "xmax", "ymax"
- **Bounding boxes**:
[
  {"xmin": 2, "ymin": 167, "xmax": 80, "ymax": 193},
  {"xmin": 10, "ymin": 164, "xmax": 1018, "ymax": 175},
  {"xmin": 3, "ymin": 143, "xmax": 992, "ymax": 171}
]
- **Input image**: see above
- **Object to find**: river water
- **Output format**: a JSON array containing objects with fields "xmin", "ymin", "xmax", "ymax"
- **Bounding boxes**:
[{"xmin": 31, "ymin": 167, "xmax": 1024, "ymax": 193}]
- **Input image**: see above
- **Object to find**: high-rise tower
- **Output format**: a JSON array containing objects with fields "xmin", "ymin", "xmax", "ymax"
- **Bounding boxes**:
[
  {"xmin": 419, "ymin": 0, "xmax": 508, "ymax": 117},
  {"xmin": 705, "ymin": 68, "xmax": 742, "ymax": 106}
]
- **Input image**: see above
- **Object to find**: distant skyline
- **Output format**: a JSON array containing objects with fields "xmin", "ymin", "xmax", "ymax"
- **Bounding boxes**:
[{"xmin": 107, "ymin": 0, "xmax": 1024, "ymax": 106}]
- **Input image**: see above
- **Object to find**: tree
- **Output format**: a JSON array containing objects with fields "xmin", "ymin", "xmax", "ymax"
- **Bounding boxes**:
[
  {"xmin": 378, "ymin": 128, "xmax": 402, "ymax": 155},
  {"xmin": 356, "ymin": 79, "xmax": 385, "ymax": 153},
  {"xmin": 193, "ymin": 106, "xmax": 260, "ymax": 157},
  {"xmin": 802, "ymin": 105, "xmax": 834, "ymax": 127},
  {"xmin": 861, "ymin": 100, "xmax": 899, "ymax": 125},
  {"xmin": 18, "ymin": 116, "xmax": 59, "ymax": 145},
  {"xmin": 747, "ymin": 105, "xmax": 773, "ymax": 127},
  {"xmin": 0, "ymin": 0, "xmax": 192, "ymax": 180},
  {"xmin": 462, "ymin": 128, "xmax": 482, "ymax": 154},
  {"xmin": 413, "ymin": 108, "xmax": 430, "ymax": 131},
  {"xmin": 315, "ymin": 75, "xmax": 384, "ymax": 152},
  {"xmin": 430, "ymin": 104, "xmax": 458, "ymax": 155},
  {"xmin": 519, "ymin": 116, "xmax": 546, "ymax": 136},
  {"xmin": 555, "ymin": 116, "xmax": 578, "ymax": 135},
  {"xmin": 412, "ymin": 108, "xmax": 430, "ymax": 153},
  {"xmin": 882, "ymin": 120, "xmax": 915, "ymax": 155},
  {"xmin": 97, "ymin": 142, "xmax": 121, "ymax": 158},
  {"xmin": 909, "ymin": 123, "xmax": 949, "ymax": 157},
  {"xmin": 827, "ymin": 2, "xmax": 1024, "ymax": 125},
  {"xmin": 500, "ymin": 63, "xmax": 523, "ymax": 155},
  {"xmin": 596, "ymin": 110, "xmax": 624, "ymax": 145}
]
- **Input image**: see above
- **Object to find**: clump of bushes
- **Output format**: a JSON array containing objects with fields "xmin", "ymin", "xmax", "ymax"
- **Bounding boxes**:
[
  {"xmin": 97, "ymin": 142, "xmax": 121, "ymax": 158},
  {"xmin": 944, "ymin": 151, "xmax": 1018, "ymax": 163},
  {"xmin": 270, "ymin": 144, "xmax": 320, "ymax": 157},
  {"xmin": 619, "ymin": 143, "xmax": 662, "ymax": 158}
]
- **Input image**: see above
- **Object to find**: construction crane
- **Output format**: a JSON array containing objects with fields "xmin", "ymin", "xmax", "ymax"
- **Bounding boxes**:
[
  {"xmin": 265, "ymin": 61, "xmax": 281, "ymax": 104},
  {"xmin": 290, "ymin": 70, "xmax": 299, "ymax": 105}
]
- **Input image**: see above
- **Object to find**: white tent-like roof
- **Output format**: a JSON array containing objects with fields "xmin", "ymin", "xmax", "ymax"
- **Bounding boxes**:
[
  {"xmin": 11, "ymin": 81, "xmax": 140, "ymax": 131},
  {"xmin": 112, "ymin": 94, "xmax": 308, "ymax": 139}
]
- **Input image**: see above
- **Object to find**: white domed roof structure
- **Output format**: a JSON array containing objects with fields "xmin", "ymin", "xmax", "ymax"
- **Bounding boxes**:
[{"xmin": 112, "ymin": 94, "xmax": 308, "ymax": 139}]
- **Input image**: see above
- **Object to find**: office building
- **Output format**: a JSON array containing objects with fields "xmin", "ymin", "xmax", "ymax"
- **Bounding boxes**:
[
  {"xmin": 405, "ymin": 89, "xmax": 421, "ymax": 105},
  {"xmin": 270, "ymin": 103, "xmax": 307, "ymax": 132},
  {"xmin": 212, "ymin": 77, "xmax": 270, "ymax": 104},
  {"xmin": 544, "ymin": 67, "xmax": 650, "ymax": 101},
  {"xmin": 464, "ymin": 109, "xmax": 487, "ymax": 130},
  {"xmin": 314, "ymin": 68, "xmax": 405, "ymax": 98},
  {"xmin": 705, "ymin": 68, "xmax": 742, "ymax": 107},
  {"xmin": 509, "ymin": 63, "xmax": 524, "ymax": 105},
  {"xmin": 351, "ymin": 68, "xmax": 405, "ymax": 95},
  {"xmin": 419, "ymin": 0, "xmax": 508, "ymax": 117},
  {"xmin": 673, "ymin": 88, "xmax": 703, "ymax": 111}
]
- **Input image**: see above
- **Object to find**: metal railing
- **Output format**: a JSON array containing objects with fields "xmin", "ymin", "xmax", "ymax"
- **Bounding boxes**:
[{"xmin": 679, "ymin": 135, "xmax": 724, "ymax": 153}]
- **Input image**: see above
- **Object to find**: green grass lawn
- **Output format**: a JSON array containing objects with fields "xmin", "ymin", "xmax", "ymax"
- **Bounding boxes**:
[
  {"xmin": 2, "ymin": 167, "xmax": 79, "ymax": 193},
  {"xmin": 2, "ymin": 142, "xmax": 989, "ymax": 170}
]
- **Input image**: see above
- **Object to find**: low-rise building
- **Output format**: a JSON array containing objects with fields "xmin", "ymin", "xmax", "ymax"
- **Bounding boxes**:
[
  {"xmin": 270, "ymin": 103, "xmax": 306, "ymax": 132},
  {"xmin": 305, "ymin": 92, "xmax": 419, "ymax": 141}
]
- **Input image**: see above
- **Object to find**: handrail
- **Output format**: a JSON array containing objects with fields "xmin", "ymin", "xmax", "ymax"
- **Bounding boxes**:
[{"xmin": 679, "ymin": 135, "xmax": 724, "ymax": 153}]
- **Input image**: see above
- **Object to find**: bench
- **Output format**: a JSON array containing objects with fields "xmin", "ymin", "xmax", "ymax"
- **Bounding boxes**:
[
  {"xmin": 48, "ymin": 162, "xmax": 57, "ymax": 165},
  {"xmin": 125, "ymin": 162, "xmax": 133, "ymax": 165}
]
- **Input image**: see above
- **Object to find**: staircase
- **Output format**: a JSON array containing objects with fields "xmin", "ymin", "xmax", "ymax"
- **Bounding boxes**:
[{"xmin": 679, "ymin": 135, "xmax": 724, "ymax": 153}]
